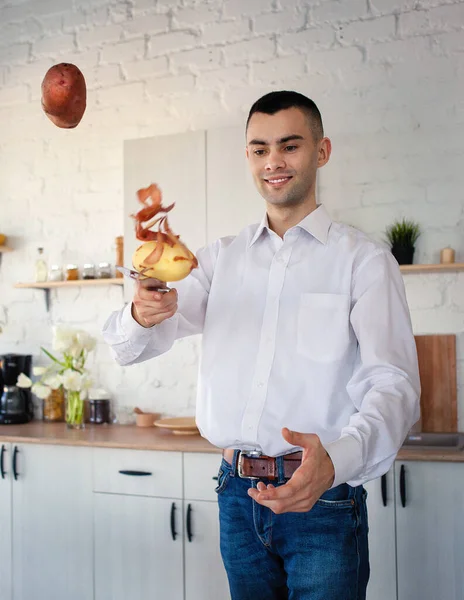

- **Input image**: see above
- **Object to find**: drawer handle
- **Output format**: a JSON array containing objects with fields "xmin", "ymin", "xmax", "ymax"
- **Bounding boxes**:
[
  {"xmin": 400, "ymin": 464, "xmax": 406, "ymax": 508},
  {"xmin": 0, "ymin": 445, "xmax": 6, "ymax": 479},
  {"xmin": 13, "ymin": 446, "xmax": 19, "ymax": 480},
  {"xmin": 170, "ymin": 502, "xmax": 177, "ymax": 541},
  {"xmin": 212, "ymin": 476, "xmax": 218, "ymax": 480},
  {"xmin": 381, "ymin": 474, "xmax": 387, "ymax": 507},
  {"xmin": 118, "ymin": 470, "xmax": 152, "ymax": 477},
  {"xmin": 186, "ymin": 503, "xmax": 193, "ymax": 542}
]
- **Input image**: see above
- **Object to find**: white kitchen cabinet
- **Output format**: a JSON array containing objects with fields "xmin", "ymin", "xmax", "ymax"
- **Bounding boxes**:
[
  {"xmin": 94, "ymin": 493, "xmax": 184, "ymax": 600},
  {"xmin": 183, "ymin": 500, "xmax": 229, "ymax": 600},
  {"xmin": 364, "ymin": 469, "xmax": 397, "ymax": 600},
  {"xmin": 11, "ymin": 444, "xmax": 93, "ymax": 600},
  {"xmin": 0, "ymin": 442, "xmax": 12, "ymax": 600},
  {"xmin": 183, "ymin": 453, "xmax": 229, "ymax": 600},
  {"xmin": 395, "ymin": 460, "xmax": 464, "ymax": 600}
]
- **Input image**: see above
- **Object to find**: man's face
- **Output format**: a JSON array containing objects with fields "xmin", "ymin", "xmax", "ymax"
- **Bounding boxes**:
[{"xmin": 246, "ymin": 107, "xmax": 325, "ymax": 208}]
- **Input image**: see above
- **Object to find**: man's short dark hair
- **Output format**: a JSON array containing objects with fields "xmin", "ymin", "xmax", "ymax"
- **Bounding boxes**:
[{"xmin": 246, "ymin": 90, "xmax": 324, "ymax": 141}]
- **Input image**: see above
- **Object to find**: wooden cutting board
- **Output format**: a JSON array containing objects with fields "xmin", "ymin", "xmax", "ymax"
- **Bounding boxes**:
[{"xmin": 414, "ymin": 334, "xmax": 457, "ymax": 432}]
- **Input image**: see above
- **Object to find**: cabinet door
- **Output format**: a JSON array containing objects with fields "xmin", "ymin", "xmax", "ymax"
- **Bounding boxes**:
[
  {"xmin": 12, "ymin": 444, "xmax": 93, "ymax": 600},
  {"xmin": 396, "ymin": 461, "xmax": 464, "ymax": 600},
  {"xmin": 184, "ymin": 500, "xmax": 229, "ymax": 600},
  {"xmin": 364, "ymin": 470, "xmax": 397, "ymax": 600},
  {"xmin": 0, "ymin": 443, "xmax": 12, "ymax": 600},
  {"xmin": 94, "ymin": 493, "xmax": 184, "ymax": 600}
]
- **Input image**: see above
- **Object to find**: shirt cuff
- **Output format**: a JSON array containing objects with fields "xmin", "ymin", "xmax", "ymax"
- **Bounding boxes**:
[
  {"xmin": 121, "ymin": 303, "xmax": 154, "ymax": 340},
  {"xmin": 323, "ymin": 435, "xmax": 363, "ymax": 489}
]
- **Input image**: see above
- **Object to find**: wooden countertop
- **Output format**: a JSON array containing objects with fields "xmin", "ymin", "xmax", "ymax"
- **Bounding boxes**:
[
  {"xmin": 0, "ymin": 422, "xmax": 463, "ymax": 462},
  {"xmin": 0, "ymin": 422, "xmax": 220, "ymax": 453}
]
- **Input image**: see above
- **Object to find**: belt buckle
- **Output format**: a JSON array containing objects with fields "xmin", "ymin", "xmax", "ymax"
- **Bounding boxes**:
[{"xmin": 237, "ymin": 450, "xmax": 262, "ymax": 480}]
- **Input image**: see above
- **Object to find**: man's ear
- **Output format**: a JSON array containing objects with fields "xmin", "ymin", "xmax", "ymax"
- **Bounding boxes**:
[
  {"xmin": 245, "ymin": 146, "xmax": 249, "ymax": 159},
  {"xmin": 318, "ymin": 137, "xmax": 331, "ymax": 168}
]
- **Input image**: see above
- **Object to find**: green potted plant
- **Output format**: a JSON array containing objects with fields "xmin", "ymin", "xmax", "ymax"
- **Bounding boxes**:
[{"xmin": 384, "ymin": 218, "xmax": 421, "ymax": 265}]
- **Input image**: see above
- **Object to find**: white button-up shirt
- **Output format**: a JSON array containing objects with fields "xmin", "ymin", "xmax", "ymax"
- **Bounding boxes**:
[{"xmin": 103, "ymin": 205, "xmax": 420, "ymax": 488}]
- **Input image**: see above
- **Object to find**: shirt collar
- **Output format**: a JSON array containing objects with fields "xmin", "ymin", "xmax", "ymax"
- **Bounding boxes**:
[{"xmin": 249, "ymin": 204, "xmax": 332, "ymax": 247}]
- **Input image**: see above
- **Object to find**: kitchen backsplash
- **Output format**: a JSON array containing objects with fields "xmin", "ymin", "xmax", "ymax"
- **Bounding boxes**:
[{"xmin": 0, "ymin": 0, "xmax": 463, "ymax": 426}]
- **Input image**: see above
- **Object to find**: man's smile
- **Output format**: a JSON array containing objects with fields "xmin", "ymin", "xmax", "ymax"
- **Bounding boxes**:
[{"xmin": 263, "ymin": 175, "xmax": 293, "ymax": 188}]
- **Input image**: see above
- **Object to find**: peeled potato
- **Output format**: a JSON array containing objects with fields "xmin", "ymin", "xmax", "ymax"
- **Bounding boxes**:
[
  {"xmin": 133, "ymin": 240, "xmax": 197, "ymax": 282},
  {"xmin": 41, "ymin": 63, "xmax": 86, "ymax": 129}
]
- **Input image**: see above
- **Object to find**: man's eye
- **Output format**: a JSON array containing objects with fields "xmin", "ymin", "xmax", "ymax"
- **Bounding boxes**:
[
  {"xmin": 254, "ymin": 149, "xmax": 266, "ymax": 156},
  {"xmin": 285, "ymin": 145, "xmax": 297, "ymax": 152}
]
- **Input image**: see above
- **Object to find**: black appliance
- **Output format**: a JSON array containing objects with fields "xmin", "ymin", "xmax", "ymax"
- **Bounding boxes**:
[{"xmin": 0, "ymin": 354, "xmax": 34, "ymax": 424}]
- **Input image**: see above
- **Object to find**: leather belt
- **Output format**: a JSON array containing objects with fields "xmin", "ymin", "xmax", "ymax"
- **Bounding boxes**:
[{"xmin": 223, "ymin": 449, "xmax": 303, "ymax": 481}]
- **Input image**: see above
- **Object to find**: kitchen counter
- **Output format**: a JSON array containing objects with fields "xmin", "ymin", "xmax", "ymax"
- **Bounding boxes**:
[
  {"xmin": 0, "ymin": 421, "xmax": 220, "ymax": 453},
  {"xmin": 0, "ymin": 422, "xmax": 464, "ymax": 462}
]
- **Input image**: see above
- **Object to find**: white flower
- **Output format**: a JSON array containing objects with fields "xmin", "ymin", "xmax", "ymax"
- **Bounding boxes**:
[
  {"xmin": 76, "ymin": 330, "xmax": 96, "ymax": 353},
  {"xmin": 68, "ymin": 342, "xmax": 84, "ymax": 359},
  {"xmin": 17, "ymin": 373, "xmax": 32, "ymax": 388},
  {"xmin": 62, "ymin": 369, "xmax": 82, "ymax": 392},
  {"xmin": 33, "ymin": 366, "xmax": 47, "ymax": 376},
  {"xmin": 52, "ymin": 326, "xmax": 76, "ymax": 353},
  {"xmin": 32, "ymin": 383, "xmax": 51, "ymax": 399},
  {"xmin": 43, "ymin": 374, "xmax": 62, "ymax": 390}
]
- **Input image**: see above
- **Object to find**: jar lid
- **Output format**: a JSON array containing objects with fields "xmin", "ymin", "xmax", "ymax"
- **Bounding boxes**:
[
  {"xmin": 98, "ymin": 262, "xmax": 110, "ymax": 267},
  {"xmin": 83, "ymin": 263, "xmax": 95, "ymax": 268},
  {"xmin": 66, "ymin": 264, "xmax": 78, "ymax": 269},
  {"xmin": 50, "ymin": 264, "xmax": 61, "ymax": 270}
]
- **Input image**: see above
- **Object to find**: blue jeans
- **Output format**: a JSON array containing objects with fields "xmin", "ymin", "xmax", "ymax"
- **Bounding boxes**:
[{"xmin": 215, "ymin": 452, "xmax": 369, "ymax": 600}]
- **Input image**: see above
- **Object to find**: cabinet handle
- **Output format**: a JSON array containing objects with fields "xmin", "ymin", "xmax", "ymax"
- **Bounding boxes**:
[
  {"xmin": 381, "ymin": 474, "xmax": 387, "ymax": 507},
  {"xmin": 170, "ymin": 502, "xmax": 177, "ymax": 541},
  {"xmin": 400, "ymin": 464, "xmax": 406, "ymax": 507},
  {"xmin": 0, "ymin": 445, "xmax": 6, "ymax": 479},
  {"xmin": 186, "ymin": 503, "xmax": 193, "ymax": 542},
  {"xmin": 12, "ymin": 446, "xmax": 18, "ymax": 480},
  {"xmin": 118, "ymin": 470, "xmax": 152, "ymax": 477},
  {"xmin": 212, "ymin": 476, "xmax": 218, "ymax": 480}
]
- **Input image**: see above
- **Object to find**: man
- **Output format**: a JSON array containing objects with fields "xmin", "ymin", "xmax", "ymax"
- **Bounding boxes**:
[{"xmin": 103, "ymin": 91, "xmax": 420, "ymax": 599}]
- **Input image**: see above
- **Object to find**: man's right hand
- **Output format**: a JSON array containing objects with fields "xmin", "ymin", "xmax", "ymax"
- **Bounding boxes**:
[{"xmin": 131, "ymin": 278, "xmax": 178, "ymax": 328}]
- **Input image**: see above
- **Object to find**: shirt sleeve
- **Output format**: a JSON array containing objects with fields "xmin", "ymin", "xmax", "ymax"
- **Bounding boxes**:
[
  {"xmin": 102, "ymin": 241, "xmax": 218, "ymax": 366},
  {"xmin": 323, "ymin": 249, "xmax": 421, "ymax": 488}
]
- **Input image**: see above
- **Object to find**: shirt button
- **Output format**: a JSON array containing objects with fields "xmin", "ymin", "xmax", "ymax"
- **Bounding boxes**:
[{"xmin": 257, "ymin": 381, "xmax": 264, "ymax": 387}]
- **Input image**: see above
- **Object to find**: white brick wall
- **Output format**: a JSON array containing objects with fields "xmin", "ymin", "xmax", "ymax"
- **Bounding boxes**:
[{"xmin": 0, "ymin": 0, "xmax": 463, "ymax": 428}]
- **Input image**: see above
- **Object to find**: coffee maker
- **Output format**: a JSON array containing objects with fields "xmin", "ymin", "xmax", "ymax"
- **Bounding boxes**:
[{"xmin": 0, "ymin": 354, "xmax": 34, "ymax": 424}]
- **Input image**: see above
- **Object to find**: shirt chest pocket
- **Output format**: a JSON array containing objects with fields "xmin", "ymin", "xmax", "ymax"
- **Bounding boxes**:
[{"xmin": 297, "ymin": 293, "xmax": 351, "ymax": 363}]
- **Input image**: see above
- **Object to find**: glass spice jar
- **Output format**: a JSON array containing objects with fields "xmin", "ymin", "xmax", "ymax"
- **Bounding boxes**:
[
  {"xmin": 82, "ymin": 264, "xmax": 96, "ymax": 279},
  {"xmin": 65, "ymin": 264, "xmax": 79, "ymax": 281},
  {"xmin": 48, "ymin": 265, "xmax": 63, "ymax": 282},
  {"xmin": 97, "ymin": 262, "xmax": 111, "ymax": 279},
  {"xmin": 43, "ymin": 387, "xmax": 65, "ymax": 422}
]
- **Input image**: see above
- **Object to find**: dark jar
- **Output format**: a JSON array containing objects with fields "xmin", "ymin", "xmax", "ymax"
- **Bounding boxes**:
[{"xmin": 89, "ymin": 399, "xmax": 111, "ymax": 424}]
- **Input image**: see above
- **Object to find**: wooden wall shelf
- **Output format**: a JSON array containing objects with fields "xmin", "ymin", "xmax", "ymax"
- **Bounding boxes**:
[
  {"xmin": 14, "ymin": 278, "xmax": 124, "ymax": 311},
  {"xmin": 14, "ymin": 279, "xmax": 123, "ymax": 289},
  {"xmin": 399, "ymin": 263, "xmax": 464, "ymax": 274}
]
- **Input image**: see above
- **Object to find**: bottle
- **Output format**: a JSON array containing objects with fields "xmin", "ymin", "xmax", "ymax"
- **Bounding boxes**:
[
  {"xmin": 115, "ymin": 236, "xmax": 123, "ymax": 278},
  {"xmin": 35, "ymin": 247, "xmax": 48, "ymax": 282}
]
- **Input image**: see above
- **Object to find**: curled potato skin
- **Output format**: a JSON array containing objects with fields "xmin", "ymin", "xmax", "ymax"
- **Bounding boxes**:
[{"xmin": 41, "ymin": 63, "xmax": 86, "ymax": 129}]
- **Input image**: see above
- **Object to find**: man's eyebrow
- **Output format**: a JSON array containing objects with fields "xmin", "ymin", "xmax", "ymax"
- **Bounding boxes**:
[{"xmin": 247, "ymin": 134, "xmax": 305, "ymax": 146}]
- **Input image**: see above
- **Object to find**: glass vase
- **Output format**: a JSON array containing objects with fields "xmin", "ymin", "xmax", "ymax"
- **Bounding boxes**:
[{"xmin": 66, "ymin": 390, "xmax": 85, "ymax": 430}]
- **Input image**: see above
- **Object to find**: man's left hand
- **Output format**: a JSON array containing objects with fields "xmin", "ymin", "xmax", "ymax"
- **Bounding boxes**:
[{"xmin": 247, "ymin": 428, "xmax": 335, "ymax": 514}]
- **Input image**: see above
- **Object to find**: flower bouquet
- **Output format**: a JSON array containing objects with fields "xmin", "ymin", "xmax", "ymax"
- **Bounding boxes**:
[{"xmin": 18, "ymin": 326, "xmax": 96, "ymax": 429}]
